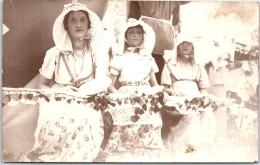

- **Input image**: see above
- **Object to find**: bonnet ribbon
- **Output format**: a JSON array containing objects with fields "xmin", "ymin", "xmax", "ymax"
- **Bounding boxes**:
[{"xmin": 61, "ymin": 52, "xmax": 96, "ymax": 88}]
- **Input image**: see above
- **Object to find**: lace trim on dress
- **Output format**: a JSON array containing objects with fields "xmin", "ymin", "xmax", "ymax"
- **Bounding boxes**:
[{"xmin": 120, "ymin": 81, "xmax": 150, "ymax": 87}]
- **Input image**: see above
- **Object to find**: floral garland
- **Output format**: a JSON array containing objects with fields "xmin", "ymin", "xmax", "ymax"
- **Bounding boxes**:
[
  {"xmin": 2, "ymin": 88, "xmax": 235, "ymax": 123},
  {"xmin": 105, "ymin": 92, "xmax": 233, "ymax": 123},
  {"xmin": 2, "ymin": 88, "xmax": 115, "ymax": 112},
  {"xmin": 159, "ymin": 94, "xmax": 232, "ymax": 117}
]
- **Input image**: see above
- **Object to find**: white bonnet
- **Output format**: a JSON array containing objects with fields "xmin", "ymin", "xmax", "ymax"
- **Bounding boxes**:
[
  {"xmin": 53, "ymin": 2, "xmax": 104, "ymax": 54},
  {"xmin": 116, "ymin": 18, "xmax": 155, "ymax": 56}
]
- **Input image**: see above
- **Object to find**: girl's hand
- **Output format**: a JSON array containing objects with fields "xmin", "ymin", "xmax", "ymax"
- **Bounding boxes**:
[
  {"xmin": 45, "ymin": 86, "xmax": 79, "ymax": 95},
  {"xmin": 171, "ymin": 90, "xmax": 184, "ymax": 96},
  {"xmin": 108, "ymin": 74, "xmax": 118, "ymax": 93},
  {"xmin": 63, "ymin": 86, "xmax": 79, "ymax": 92},
  {"xmin": 162, "ymin": 85, "xmax": 173, "ymax": 95},
  {"xmin": 150, "ymin": 86, "xmax": 164, "ymax": 94}
]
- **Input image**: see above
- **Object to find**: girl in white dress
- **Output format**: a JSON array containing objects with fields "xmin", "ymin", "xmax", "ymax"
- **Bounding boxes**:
[
  {"xmin": 108, "ymin": 19, "xmax": 159, "ymax": 94},
  {"xmin": 161, "ymin": 33, "xmax": 216, "ymax": 152},
  {"xmin": 25, "ymin": 2, "xmax": 107, "ymax": 162},
  {"xmin": 103, "ymin": 19, "xmax": 164, "ymax": 161}
]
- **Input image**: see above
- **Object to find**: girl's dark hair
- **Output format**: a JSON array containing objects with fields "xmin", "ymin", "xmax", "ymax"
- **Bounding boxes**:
[
  {"xmin": 125, "ymin": 25, "xmax": 144, "ymax": 38},
  {"xmin": 63, "ymin": 10, "xmax": 91, "ymax": 30}
]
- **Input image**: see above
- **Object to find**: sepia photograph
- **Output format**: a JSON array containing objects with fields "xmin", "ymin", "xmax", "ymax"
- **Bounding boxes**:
[{"xmin": 1, "ymin": 0, "xmax": 259, "ymax": 163}]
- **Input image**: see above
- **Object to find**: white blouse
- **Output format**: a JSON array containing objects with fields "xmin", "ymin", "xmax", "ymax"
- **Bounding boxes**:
[
  {"xmin": 39, "ymin": 47, "xmax": 94, "ymax": 87},
  {"xmin": 109, "ymin": 50, "xmax": 158, "ymax": 83}
]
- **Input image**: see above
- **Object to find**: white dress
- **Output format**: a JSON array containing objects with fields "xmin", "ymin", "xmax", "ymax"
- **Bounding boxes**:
[
  {"xmin": 25, "ymin": 2, "xmax": 105, "ymax": 162},
  {"xmin": 110, "ymin": 50, "xmax": 158, "ymax": 94}
]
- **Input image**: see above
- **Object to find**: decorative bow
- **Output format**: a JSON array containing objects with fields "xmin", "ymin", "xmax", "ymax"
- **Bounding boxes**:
[
  {"xmin": 80, "ymin": 30, "xmax": 92, "ymax": 41},
  {"xmin": 127, "ymin": 18, "xmax": 144, "ymax": 25},
  {"xmin": 63, "ymin": 0, "xmax": 87, "ymax": 10}
]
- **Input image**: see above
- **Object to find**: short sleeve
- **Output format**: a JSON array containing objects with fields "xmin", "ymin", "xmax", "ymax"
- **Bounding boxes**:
[
  {"xmin": 109, "ymin": 55, "xmax": 122, "ymax": 75},
  {"xmin": 151, "ymin": 57, "xmax": 159, "ymax": 73},
  {"xmin": 161, "ymin": 64, "xmax": 172, "ymax": 86},
  {"xmin": 197, "ymin": 65, "xmax": 210, "ymax": 89},
  {"xmin": 39, "ymin": 48, "xmax": 58, "ymax": 80}
]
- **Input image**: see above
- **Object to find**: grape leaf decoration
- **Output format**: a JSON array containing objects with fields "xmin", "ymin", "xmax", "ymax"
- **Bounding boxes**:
[
  {"xmin": 131, "ymin": 115, "xmax": 140, "ymax": 123},
  {"xmin": 67, "ymin": 99, "xmax": 72, "ymax": 104},
  {"xmin": 135, "ymin": 107, "xmax": 144, "ymax": 115},
  {"xmin": 2, "ymin": 95, "xmax": 11, "ymax": 105},
  {"xmin": 26, "ymin": 93, "xmax": 33, "ymax": 100}
]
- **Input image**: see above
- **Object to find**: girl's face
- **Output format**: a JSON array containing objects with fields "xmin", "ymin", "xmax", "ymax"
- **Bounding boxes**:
[
  {"xmin": 178, "ymin": 41, "xmax": 193, "ymax": 56},
  {"xmin": 67, "ymin": 11, "xmax": 89, "ymax": 40},
  {"xmin": 125, "ymin": 27, "xmax": 143, "ymax": 47}
]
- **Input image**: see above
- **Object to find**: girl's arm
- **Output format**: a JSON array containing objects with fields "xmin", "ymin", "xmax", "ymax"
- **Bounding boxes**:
[
  {"xmin": 198, "ymin": 65, "xmax": 210, "ymax": 95},
  {"xmin": 38, "ymin": 75, "xmax": 52, "ymax": 90},
  {"xmin": 108, "ymin": 73, "xmax": 118, "ymax": 93},
  {"xmin": 149, "ymin": 71, "xmax": 159, "ymax": 87},
  {"xmin": 163, "ymin": 84, "xmax": 172, "ymax": 94},
  {"xmin": 199, "ymin": 88, "xmax": 208, "ymax": 95}
]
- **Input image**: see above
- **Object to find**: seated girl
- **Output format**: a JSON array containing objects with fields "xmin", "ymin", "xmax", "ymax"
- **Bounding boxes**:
[
  {"xmin": 25, "ymin": 2, "xmax": 108, "ymax": 162},
  {"xmin": 102, "ymin": 19, "xmax": 164, "ymax": 161},
  {"xmin": 108, "ymin": 18, "xmax": 159, "ymax": 94},
  {"xmin": 161, "ymin": 33, "xmax": 216, "ymax": 152},
  {"xmin": 161, "ymin": 34, "xmax": 209, "ymax": 96}
]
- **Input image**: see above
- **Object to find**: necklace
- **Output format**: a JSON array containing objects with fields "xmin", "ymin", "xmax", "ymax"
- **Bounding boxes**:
[{"xmin": 73, "ymin": 51, "xmax": 85, "ymax": 77}]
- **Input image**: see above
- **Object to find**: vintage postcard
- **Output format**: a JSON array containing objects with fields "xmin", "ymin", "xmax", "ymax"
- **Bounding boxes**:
[{"xmin": 2, "ymin": 0, "xmax": 259, "ymax": 163}]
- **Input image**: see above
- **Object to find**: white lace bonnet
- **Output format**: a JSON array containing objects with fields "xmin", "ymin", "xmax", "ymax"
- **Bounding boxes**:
[
  {"xmin": 53, "ymin": 2, "xmax": 104, "ymax": 54},
  {"xmin": 116, "ymin": 18, "xmax": 156, "ymax": 57}
]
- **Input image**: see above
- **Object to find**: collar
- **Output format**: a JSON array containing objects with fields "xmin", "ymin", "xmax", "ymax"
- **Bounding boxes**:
[
  {"xmin": 62, "ymin": 44, "xmax": 89, "ymax": 56},
  {"xmin": 126, "ymin": 46, "xmax": 139, "ymax": 53}
]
